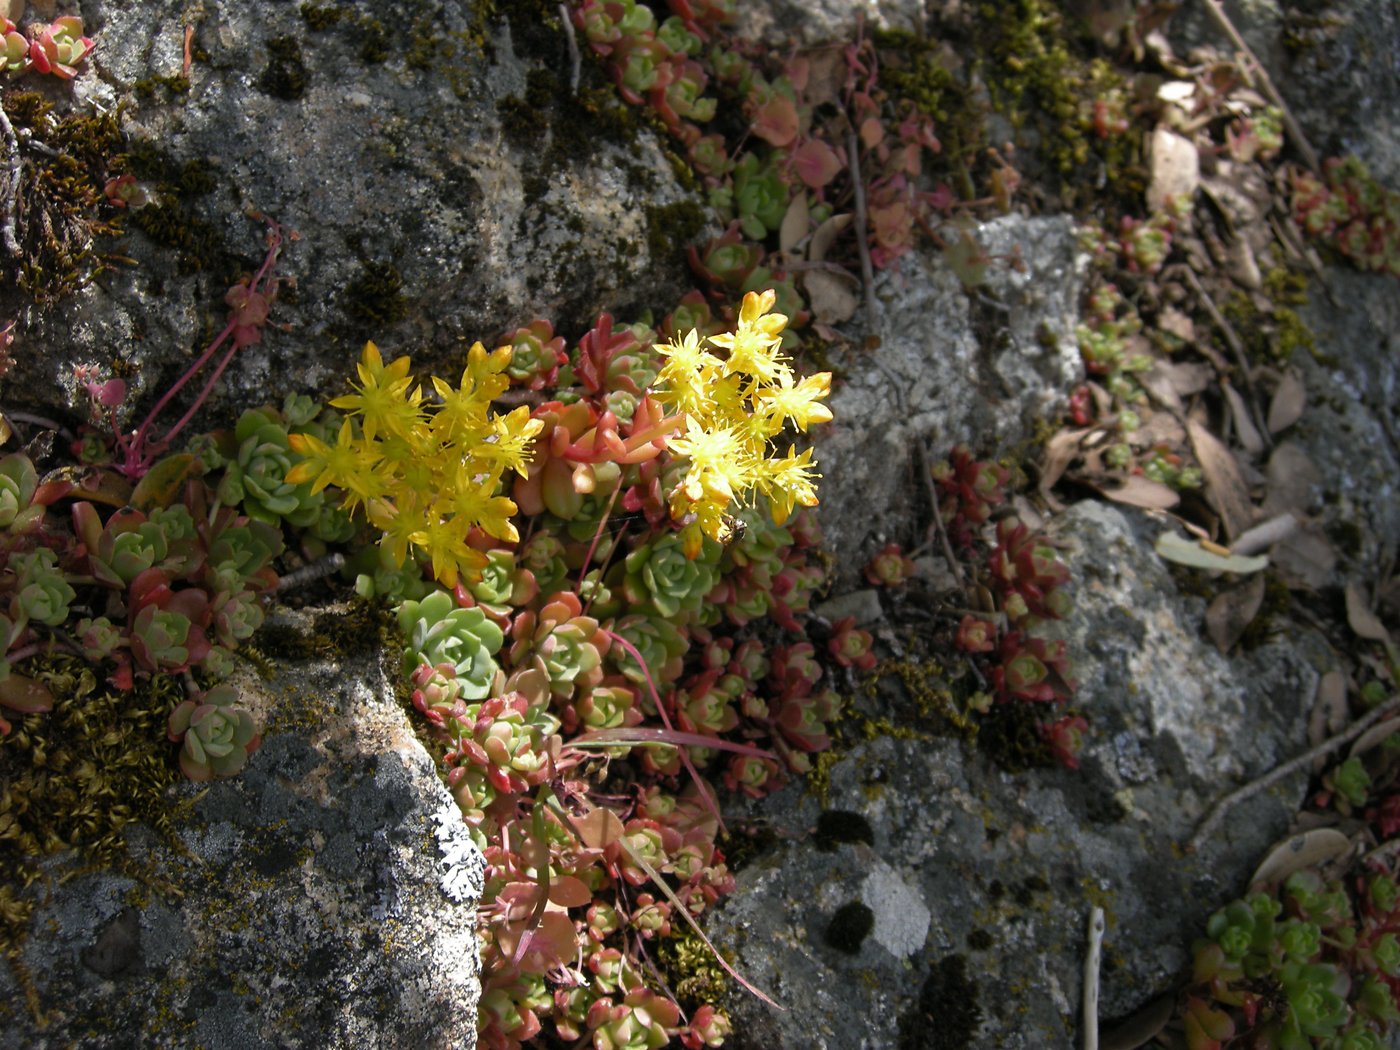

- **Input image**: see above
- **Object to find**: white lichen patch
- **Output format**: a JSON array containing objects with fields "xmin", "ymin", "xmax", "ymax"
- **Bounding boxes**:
[{"xmin": 860, "ymin": 859, "xmax": 930, "ymax": 959}]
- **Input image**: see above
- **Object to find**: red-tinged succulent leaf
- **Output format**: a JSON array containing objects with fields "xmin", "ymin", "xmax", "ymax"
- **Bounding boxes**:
[
  {"xmin": 793, "ymin": 138, "xmax": 842, "ymax": 189},
  {"xmin": 0, "ymin": 674, "xmax": 55, "ymax": 715},
  {"xmin": 1184, "ymin": 997, "xmax": 1235, "ymax": 1047},
  {"xmin": 575, "ymin": 805, "xmax": 626, "ymax": 851},
  {"xmin": 131, "ymin": 453, "xmax": 200, "ymax": 511},
  {"xmin": 548, "ymin": 875, "xmax": 594, "ymax": 909},
  {"xmin": 751, "ymin": 95, "xmax": 798, "ymax": 147}
]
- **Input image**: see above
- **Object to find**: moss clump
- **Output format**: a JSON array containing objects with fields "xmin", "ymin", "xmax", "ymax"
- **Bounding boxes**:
[
  {"xmin": 133, "ymin": 74, "xmax": 192, "ymax": 101},
  {"xmin": 1, "ymin": 93, "xmax": 127, "ymax": 303},
  {"xmin": 814, "ymin": 809, "xmax": 874, "ymax": 851},
  {"xmin": 976, "ymin": 702, "xmax": 1053, "ymax": 773},
  {"xmin": 300, "ymin": 3, "xmax": 345, "ymax": 30},
  {"xmin": 118, "ymin": 140, "xmax": 231, "ymax": 276},
  {"xmin": 260, "ymin": 36, "xmax": 309, "ymax": 100},
  {"xmin": 652, "ymin": 921, "xmax": 731, "ymax": 1009},
  {"xmin": 964, "ymin": 1, "xmax": 1144, "ymax": 204},
  {"xmin": 0, "ymin": 658, "xmax": 185, "ymax": 963},
  {"xmin": 825, "ymin": 900, "xmax": 875, "ymax": 954},
  {"xmin": 645, "ymin": 200, "xmax": 708, "ymax": 265},
  {"xmin": 900, "ymin": 953, "xmax": 983, "ymax": 1050},
  {"xmin": 343, "ymin": 261, "xmax": 409, "ymax": 326},
  {"xmin": 967, "ymin": 928, "xmax": 994, "ymax": 951}
]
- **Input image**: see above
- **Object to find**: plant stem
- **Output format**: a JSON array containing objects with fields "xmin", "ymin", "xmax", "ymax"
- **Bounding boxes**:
[{"xmin": 1187, "ymin": 700, "xmax": 1399, "ymax": 852}]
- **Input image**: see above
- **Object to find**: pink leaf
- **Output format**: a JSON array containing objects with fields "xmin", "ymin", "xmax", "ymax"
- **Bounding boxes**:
[{"xmin": 792, "ymin": 139, "xmax": 843, "ymax": 189}]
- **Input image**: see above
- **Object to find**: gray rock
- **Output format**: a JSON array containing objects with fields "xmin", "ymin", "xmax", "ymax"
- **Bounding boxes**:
[
  {"xmin": 4, "ymin": 0, "xmax": 700, "ymax": 432},
  {"xmin": 709, "ymin": 500, "xmax": 1323, "ymax": 1049},
  {"xmin": 1169, "ymin": 0, "xmax": 1400, "ymax": 184},
  {"xmin": 813, "ymin": 216, "xmax": 1085, "ymax": 584},
  {"xmin": 0, "ymin": 607, "xmax": 483, "ymax": 1050}
]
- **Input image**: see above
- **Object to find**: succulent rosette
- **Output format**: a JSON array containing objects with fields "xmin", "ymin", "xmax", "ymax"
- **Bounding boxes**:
[
  {"xmin": 397, "ymin": 590, "xmax": 504, "ymax": 700},
  {"xmin": 167, "ymin": 684, "xmax": 262, "ymax": 781}
]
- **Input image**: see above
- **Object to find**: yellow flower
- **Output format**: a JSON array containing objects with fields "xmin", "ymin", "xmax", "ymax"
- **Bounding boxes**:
[
  {"xmin": 287, "ymin": 419, "xmax": 386, "ymax": 508},
  {"xmin": 330, "ymin": 341, "xmax": 420, "ymax": 441},
  {"xmin": 753, "ymin": 370, "xmax": 834, "ymax": 432},
  {"xmin": 667, "ymin": 418, "xmax": 753, "ymax": 506}
]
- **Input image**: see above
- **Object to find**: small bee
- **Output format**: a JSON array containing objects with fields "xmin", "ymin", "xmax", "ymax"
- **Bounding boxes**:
[{"xmin": 715, "ymin": 513, "xmax": 748, "ymax": 547}]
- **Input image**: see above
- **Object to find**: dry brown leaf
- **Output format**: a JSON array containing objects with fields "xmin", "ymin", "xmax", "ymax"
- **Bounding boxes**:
[
  {"xmin": 1038, "ymin": 428, "xmax": 1090, "ymax": 501},
  {"xmin": 1223, "ymin": 382, "xmax": 1265, "ymax": 456},
  {"xmin": 1350, "ymin": 717, "xmax": 1400, "ymax": 760},
  {"xmin": 1233, "ymin": 513, "xmax": 1298, "ymax": 557},
  {"xmin": 1267, "ymin": 370, "xmax": 1307, "ymax": 434},
  {"xmin": 807, "ymin": 213, "xmax": 852, "ymax": 263},
  {"xmin": 1345, "ymin": 583, "xmax": 1393, "ymax": 643},
  {"xmin": 803, "ymin": 269, "xmax": 859, "ymax": 326},
  {"xmin": 1309, "ymin": 670, "xmax": 1349, "ymax": 762},
  {"xmin": 1225, "ymin": 236, "xmax": 1262, "ymax": 289},
  {"xmin": 1095, "ymin": 474, "xmax": 1180, "ymax": 510},
  {"xmin": 1251, "ymin": 828, "xmax": 1352, "ymax": 886},
  {"xmin": 1260, "ymin": 442, "xmax": 1321, "ymax": 518},
  {"xmin": 1139, "ymin": 365, "xmax": 1183, "ymax": 414},
  {"xmin": 778, "ymin": 194, "xmax": 810, "ymax": 254},
  {"xmin": 1157, "ymin": 306, "xmax": 1196, "ymax": 344},
  {"xmin": 1206, "ymin": 573, "xmax": 1266, "ymax": 652},
  {"xmin": 1187, "ymin": 418, "xmax": 1254, "ymax": 540},
  {"xmin": 1272, "ymin": 527, "xmax": 1337, "ymax": 590},
  {"xmin": 1136, "ymin": 411, "xmax": 1185, "ymax": 449},
  {"xmin": 1147, "ymin": 126, "xmax": 1200, "ymax": 213},
  {"xmin": 1101, "ymin": 994, "xmax": 1175, "ymax": 1050}
]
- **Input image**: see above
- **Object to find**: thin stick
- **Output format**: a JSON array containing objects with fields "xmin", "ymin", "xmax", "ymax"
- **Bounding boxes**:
[
  {"xmin": 846, "ymin": 130, "xmax": 878, "ymax": 327},
  {"xmin": 0, "ymin": 97, "xmax": 23, "ymax": 257},
  {"xmin": 559, "ymin": 3, "xmax": 581, "ymax": 96},
  {"xmin": 1199, "ymin": 0, "xmax": 1319, "ymax": 171},
  {"xmin": 1177, "ymin": 265, "xmax": 1271, "ymax": 450},
  {"xmin": 182, "ymin": 24, "xmax": 195, "ymax": 80},
  {"xmin": 1188, "ymin": 701, "xmax": 1399, "ymax": 852},
  {"xmin": 273, "ymin": 553, "xmax": 346, "ymax": 593},
  {"xmin": 916, "ymin": 438, "xmax": 967, "ymax": 599},
  {"xmin": 1082, "ymin": 907, "xmax": 1104, "ymax": 1050}
]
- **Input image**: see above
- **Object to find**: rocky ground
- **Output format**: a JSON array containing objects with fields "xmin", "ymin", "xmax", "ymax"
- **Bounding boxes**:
[{"xmin": 0, "ymin": 1, "xmax": 1397, "ymax": 1048}]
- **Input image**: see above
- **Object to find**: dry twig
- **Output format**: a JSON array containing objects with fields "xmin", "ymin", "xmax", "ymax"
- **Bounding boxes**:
[
  {"xmin": 559, "ymin": 3, "xmax": 581, "ymax": 96},
  {"xmin": 0, "ymin": 98, "xmax": 22, "ymax": 258},
  {"xmin": 1199, "ymin": 0, "xmax": 1320, "ymax": 171},
  {"xmin": 1175, "ymin": 264, "xmax": 1271, "ymax": 449},
  {"xmin": 847, "ymin": 130, "xmax": 878, "ymax": 328},
  {"xmin": 1188, "ymin": 701, "xmax": 1399, "ymax": 852},
  {"xmin": 1082, "ymin": 907, "xmax": 1105, "ymax": 1050}
]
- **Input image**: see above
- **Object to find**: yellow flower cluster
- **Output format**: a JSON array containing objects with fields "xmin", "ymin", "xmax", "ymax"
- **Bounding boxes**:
[
  {"xmin": 287, "ymin": 341, "xmax": 542, "ymax": 587},
  {"xmin": 653, "ymin": 289, "xmax": 833, "ymax": 556}
]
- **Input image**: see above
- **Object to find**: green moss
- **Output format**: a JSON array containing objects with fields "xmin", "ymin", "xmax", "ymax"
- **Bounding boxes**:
[
  {"xmin": 1221, "ymin": 286, "xmax": 1316, "ymax": 365},
  {"xmin": 967, "ymin": 928, "xmax": 994, "ymax": 951},
  {"xmin": 976, "ymin": 702, "xmax": 1054, "ymax": 772},
  {"xmin": 825, "ymin": 900, "xmax": 875, "ymax": 954},
  {"xmin": 645, "ymin": 200, "xmax": 708, "ymax": 265},
  {"xmin": 133, "ymin": 74, "xmax": 192, "ymax": 101},
  {"xmin": 1, "ymin": 93, "xmax": 128, "ymax": 303},
  {"xmin": 900, "ymin": 954, "xmax": 983, "ymax": 1049},
  {"xmin": 343, "ymin": 261, "xmax": 409, "ymax": 326},
  {"xmin": 0, "ymin": 657, "xmax": 186, "ymax": 969},
  {"xmin": 814, "ymin": 810, "xmax": 874, "ymax": 851},
  {"xmin": 300, "ymin": 3, "xmax": 345, "ymax": 30},
  {"xmin": 652, "ymin": 922, "xmax": 732, "ymax": 1009},
  {"xmin": 260, "ymin": 36, "xmax": 309, "ymax": 100}
]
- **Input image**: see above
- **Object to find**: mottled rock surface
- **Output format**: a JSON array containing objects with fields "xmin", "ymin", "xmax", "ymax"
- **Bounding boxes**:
[
  {"xmin": 0, "ymin": 606, "xmax": 483, "ymax": 1049},
  {"xmin": 709, "ymin": 500, "xmax": 1327, "ymax": 1049}
]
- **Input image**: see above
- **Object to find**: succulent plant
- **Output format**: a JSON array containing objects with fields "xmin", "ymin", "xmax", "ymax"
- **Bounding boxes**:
[
  {"xmin": 28, "ymin": 16, "xmax": 94, "ymax": 79},
  {"xmin": 508, "ymin": 591, "xmax": 609, "ymax": 700},
  {"xmin": 397, "ymin": 590, "xmax": 504, "ymax": 700},
  {"xmin": 622, "ymin": 533, "xmax": 721, "ymax": 622},
  {"xmin": 167, "ymin": 684, "xmax": 262, "ymax": 781},
  {"xmin": 218, "ymin": 408, "xmax": 325, "ymax": 528}
]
